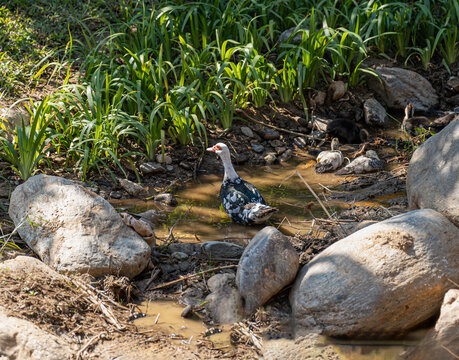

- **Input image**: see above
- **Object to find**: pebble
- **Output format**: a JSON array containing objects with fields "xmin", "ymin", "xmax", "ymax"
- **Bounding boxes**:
[
  {"xmin": 447, "ymin": 76, "xmax": 459, "ymax": 92},
  {"xmin": 179, "ymin": 161, "xmax": 192, "ymax": 170},
  {"xmin": 109, "ymin": 191, "xmax": 123, "ymax": 199},
  {"xmin": 156, "ymin": 154, "xmax": 172, "ymax": 165},
  {"xmin": 171, "ymin": 252, "xmax": 189, "ymax": 260},
  {"xmin": 154, "ymin": 193, "xmax": 178, "ymax": 206},
  {"xmin": 259, "ymin": 128, "xmax": 280, "ymax": 140},
  {"xmin": 240, "ymin": 126, "xmax": 255, "ymax": 138},
  {"xmin": 280, "ymin": 149, "xmax": 293, "ymax": 163},
  {"xmin": 251, "ymin": 143, "xmax": 265, "ymax": 153},
  {"xmin": 181, "ymin": 305, "xmax": 193, "ymax": 318},
  {"xmin": 166, "ymin": 165, "xmax": 174, "ymax": 172},
  {"xmin": 264, "ymin": 153, "xmax": 277, "ymax": 165},
  {"xmin": 139, "ymin": 162, "xmax": 166, "ymax": 174}
]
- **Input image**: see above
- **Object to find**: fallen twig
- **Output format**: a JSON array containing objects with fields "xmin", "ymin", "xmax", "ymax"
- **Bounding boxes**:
[
  {"xmin": 77, "ymin": 332, "xmax": 107, "ymax": 359},
  {"xmin": 235, "ymin": 109, "xmax": 314, "ymax": 139},
  {"xmin": 294, "ymin": 170, "xmax": 347, "ymax": 238},
  {"xmin": 144, "ymin": 268, "xmax": 161, "ymax": 292},
  {"xmin": 149, "ymin": 264, "xmax": 238, "ymax": 291}
]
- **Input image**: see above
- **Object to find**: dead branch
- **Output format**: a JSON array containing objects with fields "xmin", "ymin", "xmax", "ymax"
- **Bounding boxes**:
[{"xmin": 149, "ymin": 265, "xmax": 238, "ymax": 291}]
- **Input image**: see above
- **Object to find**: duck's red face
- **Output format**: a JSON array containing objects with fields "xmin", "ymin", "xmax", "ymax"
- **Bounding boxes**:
[{"xmin": 206, "ymin": 144, "xmax": 222, "ymax": 152}]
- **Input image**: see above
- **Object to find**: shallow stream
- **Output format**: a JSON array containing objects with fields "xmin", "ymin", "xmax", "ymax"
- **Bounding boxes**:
[{"xmin": 111, "ymin": 140, "xmax": 424, "ymax": 359}]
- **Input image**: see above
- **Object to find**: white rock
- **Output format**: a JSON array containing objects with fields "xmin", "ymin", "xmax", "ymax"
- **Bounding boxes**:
[
  {"xmin": 404, "ymin": 289, "xmax": 459, "ymax": 360},
  {"xmin": 290, "ymin": 209, "xmax": 459, "ymax": 338},
  {"xmin": 407, "ymin": 120, "xmax": 459, "ymax": 227},
  {"xmin": 8, "ymin": 175, "xmax": 151, "ymax": 279},
  {"xmin": 0, "ymin": 306, "xmax": 72, "ymax": 360}
]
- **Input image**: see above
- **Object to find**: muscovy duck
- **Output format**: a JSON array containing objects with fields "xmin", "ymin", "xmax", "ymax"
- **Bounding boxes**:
[
  {"xmin": 315, "ymin": 138, "xmax": 344, "ymax": 173},
  {"xmin": 207, "ymin": 143, "xmax": 278, "ymax": 225},
  {"xmin": 326, "ymin": 119, "xmax": 369, "ymax": 144},
  {"xmin": 336, "ymin": 150, "xmax": 383, "ymax": 175}
]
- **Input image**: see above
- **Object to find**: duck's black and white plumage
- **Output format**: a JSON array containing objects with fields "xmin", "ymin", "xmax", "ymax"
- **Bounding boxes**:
[
  {"xmin": 336, "ymin": 150, "xmax": 383, "ymax": 175},
  {"xmin": 207, "ymin": 143, "xmax": 278, "ymax": 225},
  {"xmin": 402, "ymin": 103, "xmax": 458, "ymax": 134},
  {"xmin": 315, "ymin": 138, "xmax": 344, "ymax": 173},
  {"xmin": 326, "ymin": 119, "xmax": 369, "ymax": 144}
]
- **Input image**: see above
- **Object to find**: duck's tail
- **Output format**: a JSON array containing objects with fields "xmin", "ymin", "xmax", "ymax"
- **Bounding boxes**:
[{"xmin": 243, "ymin": 203, "xmax": 278, "ymax": 224}]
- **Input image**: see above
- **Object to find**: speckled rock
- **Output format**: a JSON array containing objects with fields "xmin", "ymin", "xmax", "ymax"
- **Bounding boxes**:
[
  {"xmin": 291, "ymin": 209, "xmax": 459, "ymax": 338},
  {"xmin": 8, "ymin": 175, "xmax": 151, "ymax": 279},
  {"xmin": 139, "ymin": 162, "xmax": 166, "ymax": 174},
  {"xmin": 0, "ymin": 307, "xmax": 73, "ymax": 360}
]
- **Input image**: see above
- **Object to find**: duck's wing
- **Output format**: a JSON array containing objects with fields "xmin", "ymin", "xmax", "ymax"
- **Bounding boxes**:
[
  {"xmin": 336, "ymin": 155, "xmax": 383, "ymax": 175},
  {"xmin": 220, "ymin": 178, "xmax": 267, "ymax": 222}
]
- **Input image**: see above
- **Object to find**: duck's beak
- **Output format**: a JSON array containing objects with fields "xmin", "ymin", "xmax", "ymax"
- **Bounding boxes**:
[{"xmin": 206, "ymin": 146, "xmax": 216, "ymax": 152}]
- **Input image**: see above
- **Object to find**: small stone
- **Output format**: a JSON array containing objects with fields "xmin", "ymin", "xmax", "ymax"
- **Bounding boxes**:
[
  {"xmin": 234, "ymin": 152, "xmax": 250, "ymax": 164},
  {"xmin": 279, "ymin": 149, "xmax": 293, "ymax": 163},
  {"xmin": 140, "ymin": 162, "xmax": 166, "ymax": 174},
  {"xmin": 364, "ymin": 98, "xmax": 388, "ymax": 127},
  {"xmin": 154, "ymin": 193, "xmax": 178, "ymax": 206},
  {"xmin": 241, "ymin": 126, "xmax": 255, "ymax": 138},
  {"xmin": 313, "ymin": 91, "xmax": 327, "ymax": 106},
  {"xmin": 276, "ymin": 147, "xmax": 286, "ymax": 154},
  {"xmin": 201, "ymin": 241, "xmax": 244, "ymax": 259},
  {"xmin": 259, "ymin": 128, "xmax": 280, "ymax": 140},
  {"xmin": 293, "ymin": 137, "xmax": 307, "ymax": 148},
  {"xmin": 172, "ymin": 251, "xmax": 188, "ymax": 260},
  {"xmin": 328, "ymin": 80, "xmax": 346, "ymax": 101},
  {"xmin": 208, "ymin": 273, "xmax": 236, "ymax": 292},
  {"xmin": 166, "ymin": 165, "xmax": 174, "ymax": 172},
  {"xmin": 446, "ymin": 94, "xmax": 459, "ymax": 105},
  {"xmin": 168, "ymin": 243, "xmax": 200, "ymax": 255},
  {"xmin": 251, "ymin": 143, "xmax": 265, "ymax": 153},
  {"xmin": 110, "ymin": 191, "xmax": 123, "ymax": 199},
  {"xmin": 447, "ymin": 76, "xmax": 459, "ymax": 92},
  {"xmin": 156, "ymin": 154, "xmax": 172, "ymax": 165},
  {"xmin": 118, "ymin": 178, "xmax": 149, "ymax": 198},
  {"xmin": 270, "ymin": 140, "xmax": 283, "ymax": 148},
  {"xmin": 179, "ymin": 161, "xmax": 192, "ymax": 170},
  {"xmin": 264, "ymin": 153, "xmax": 277, "ymax": 165},
  {"xmin": 181, "ymin": 304, "xmax": 193, "ymax": 318}
]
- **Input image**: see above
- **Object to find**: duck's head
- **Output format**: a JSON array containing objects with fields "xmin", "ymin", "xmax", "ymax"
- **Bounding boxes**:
[
  {"xmin": 366, "ymin": 150, "xmax": 379, "ymax": 159},
  {"xmin": 207, "ymin": 142, "xmax": 230, "ymax": 156}
]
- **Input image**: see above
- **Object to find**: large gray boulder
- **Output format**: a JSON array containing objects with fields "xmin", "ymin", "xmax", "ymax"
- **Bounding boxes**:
[
  {"xmin": 290, "ymin": 209, "xmax": 459, "ymax": 338},
  {"xmin": 236, "ymin": 226, "xmax": 299, "ymax": 315},
  {"xmin": 368, "ymin": 67, "xmax": 438, "ymax": 111},
  {"xmin": 405, "ymin": 289, "xmax": 459, "ymax": 360},
  {"xmin": 8, "ymin": 175, "xmax": 151, "ymax": 278},
  {"xmin": 406, "ymin": 120, "xmax": 459, "ymax": 227},
  {"xmin": 0, "ymin": 306, "xmax": 72, "ymax": 360}
]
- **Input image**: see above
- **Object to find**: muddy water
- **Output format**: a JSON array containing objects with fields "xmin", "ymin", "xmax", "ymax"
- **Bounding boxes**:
[
  {"xmin": 135, "ymin": 300, "xmax": 232, "ymax": 349},
  {"xmin": 112, "ymin": 158, "xmax": 398, "ymax": 244}
]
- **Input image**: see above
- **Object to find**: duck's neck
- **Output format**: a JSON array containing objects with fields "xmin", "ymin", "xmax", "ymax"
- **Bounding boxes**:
[{"xmin": 219, "ymin": 151, "xmax": 239, "ymax": 181}]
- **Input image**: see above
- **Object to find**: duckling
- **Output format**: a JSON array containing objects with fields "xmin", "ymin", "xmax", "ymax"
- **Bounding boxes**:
[
  {"xmin": 326, "ymin": 119, "xmax": 369, "ymax": 144},
  {"xmin": 315, "ymin": 138, "xmax": 344, "ymax": 173},
  {"xmin": 336, "ymin": 150, "xmax": 383, "ymax": 175},
  {"xmin": 401, "ymin": 104, "xmax": 457, "ymax": 134}
]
